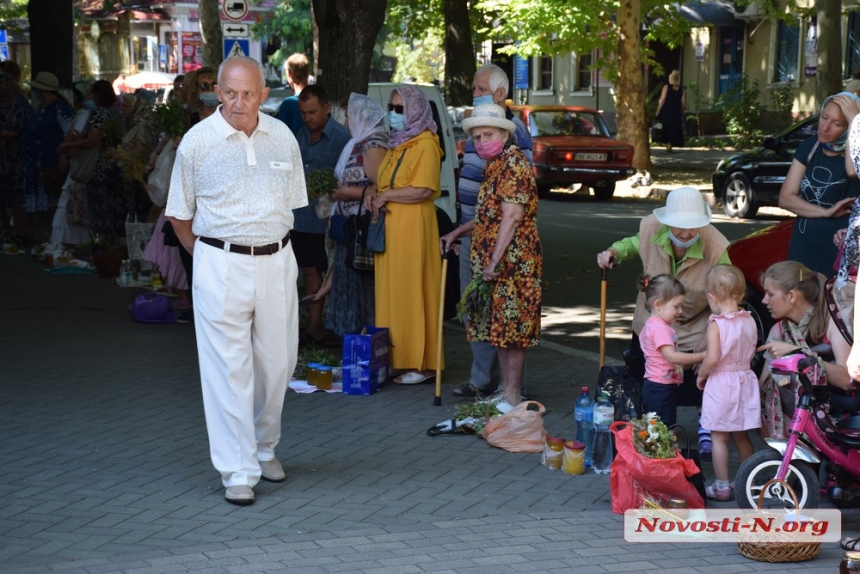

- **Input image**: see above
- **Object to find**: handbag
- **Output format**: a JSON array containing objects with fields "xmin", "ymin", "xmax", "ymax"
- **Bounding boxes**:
[
  {"xmin": 125, "ymin": 213, "xmax": 154, "ymax": 260},
  {"xmin": 69, "ymin": 145, "xmax": 99, "ymax": 184},
  {"xmin": 146, "ymin": 144, "xmax": 176, "ymax": 207},
  {"xmin": 346, "ymin": 210, "xmax": 374, "ymax": 272},
  {"xmin": 366, "ymin": 209, "xmax": 386, "ymax": 253}
]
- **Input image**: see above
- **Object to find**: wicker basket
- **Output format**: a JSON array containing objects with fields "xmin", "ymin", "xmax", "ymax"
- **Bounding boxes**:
[{"xmin": 737, "ymin": 479, "xmax": 821, "ymax": 563}]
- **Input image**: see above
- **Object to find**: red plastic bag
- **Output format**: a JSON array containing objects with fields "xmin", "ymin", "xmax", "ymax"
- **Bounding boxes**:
[
  {"xmin": 609, "ymin": 421, "xmax": 705, "ymax": 514},
  {"xmin": 482, "ymin": 401, "xmax": 547, "ymax": 452}
]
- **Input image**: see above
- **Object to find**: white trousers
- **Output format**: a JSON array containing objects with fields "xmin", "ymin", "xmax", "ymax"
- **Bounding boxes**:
[{"xmin": 192, "ymin": 238, "xmax": 299, "ymax": 487}]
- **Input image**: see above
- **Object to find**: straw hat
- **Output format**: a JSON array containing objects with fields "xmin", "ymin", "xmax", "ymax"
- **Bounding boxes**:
[
  {"xmin": 31, "ymin": 72, "xmax": 59, "ymax": 92},
  {"xmin": 461, "ymin": 103, "xmax": 516, "ymax": 136},
  {"xmin": 653, "ymin": 186, "xmax": 711, "ymax": 229}
]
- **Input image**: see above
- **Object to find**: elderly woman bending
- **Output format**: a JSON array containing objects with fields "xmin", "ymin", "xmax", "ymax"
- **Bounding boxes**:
[{"xmin": 440, "ymin": 104, "xmax": 542, "ymax": 409}]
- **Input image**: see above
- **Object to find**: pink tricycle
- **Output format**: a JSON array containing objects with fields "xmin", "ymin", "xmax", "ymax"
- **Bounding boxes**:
[{"xmin": 735, "ymin": 353, "xmax": 860, "ymax": 509}]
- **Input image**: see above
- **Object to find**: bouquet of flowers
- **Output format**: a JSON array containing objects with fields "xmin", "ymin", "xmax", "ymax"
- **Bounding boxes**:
[{"xmin": 631, "ymin": 412, "xmax": 677, "ymax": 459}]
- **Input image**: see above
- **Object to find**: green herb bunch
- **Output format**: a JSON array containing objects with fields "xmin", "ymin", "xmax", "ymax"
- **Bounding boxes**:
[
  {"xmin": 152, "ymin": 100, "xmax": 190, "ymax": 139},
  {"xmin": 305, "ymin": 167, "xmax": 339, "ymax": 199},
  {"xmin": 456, "ymin": 274, "xmax": 494, "ymax": 323},
  {"xmin": 294, "ymin": 346, "xmax": 341, "ymax": 380},
  {"xmin": 631, "ymin": 412, "xmax": 678, "ymax": 459}
]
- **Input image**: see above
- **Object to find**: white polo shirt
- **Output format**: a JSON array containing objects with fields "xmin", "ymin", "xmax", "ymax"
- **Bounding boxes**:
[{"xmin": 166, "ymin": 108, "xmax": 308, "ymax": 246}]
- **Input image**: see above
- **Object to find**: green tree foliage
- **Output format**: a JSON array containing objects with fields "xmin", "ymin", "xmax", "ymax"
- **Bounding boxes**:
[
  {"xmin": 252, "ymin": 0, "xmax": 313, "ymax": 70},
  {"xmin": 0, "ymin": 0, "xmax": 26, "ymax": 26},
  {"xmin": 392, "ymin": 32, "xmax": 444, "ymax": 84},
  {"xmin": 715, "ymin": 74, "xmax": 763, "ymax": 148}
]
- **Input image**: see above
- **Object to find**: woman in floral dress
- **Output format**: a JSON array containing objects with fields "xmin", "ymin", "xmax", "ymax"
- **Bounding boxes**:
[{"xmin": 440, "ymin": 104, "xmax": 542, "ymax": 409}]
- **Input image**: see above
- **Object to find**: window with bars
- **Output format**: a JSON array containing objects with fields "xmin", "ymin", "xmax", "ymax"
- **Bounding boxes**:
[
  {"xmin": 578, "ymin": 52, "xmax": 592, "ymax": 90},
  {"xmin": 774, "ymin": 19, "xmax": 800, "ymax": 83}
]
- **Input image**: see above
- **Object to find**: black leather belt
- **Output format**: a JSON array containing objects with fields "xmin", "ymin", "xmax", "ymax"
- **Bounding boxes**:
[{"xmin": 199, "ymin": 233, "xmax": 290, "ymax": 256}]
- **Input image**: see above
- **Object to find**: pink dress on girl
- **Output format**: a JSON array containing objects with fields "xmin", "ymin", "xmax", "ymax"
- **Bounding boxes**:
[{"xmin": 700, "ymin": 310, "xmax": 761, "ymax": 431}]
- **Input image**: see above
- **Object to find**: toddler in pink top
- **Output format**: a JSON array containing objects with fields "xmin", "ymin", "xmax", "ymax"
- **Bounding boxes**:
[{"xmin": 638, "ymin": 274, "xmax": 706, "ymax": 426}]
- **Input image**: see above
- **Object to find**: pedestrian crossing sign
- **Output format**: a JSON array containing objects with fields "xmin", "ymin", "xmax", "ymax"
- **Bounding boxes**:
[{"xmin": 223, "ymin": 39, "xmax": 250, "ymax": 60}]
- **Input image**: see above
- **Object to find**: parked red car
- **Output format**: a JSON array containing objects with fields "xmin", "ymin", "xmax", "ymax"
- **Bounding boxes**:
[{"xmin": 511, "ymin": 105, "xmax": 636, "ymax": 199}]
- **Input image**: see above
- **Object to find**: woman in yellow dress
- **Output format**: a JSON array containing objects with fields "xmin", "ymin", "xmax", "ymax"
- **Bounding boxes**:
[{"xmin": 366, "ymin": 86, "xmax": 442, "ymax": 382}]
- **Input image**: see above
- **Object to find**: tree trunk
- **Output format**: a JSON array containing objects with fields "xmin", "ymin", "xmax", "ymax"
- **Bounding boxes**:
[
  {"xmin": 312, "ymin": 0, "xmax": 387, "ymax": 105},
  {"xmin": 443, "ymin": 0, "xmax": 474, "ymax": 106},
  {"xmin": 199, "ymin": 0, "xmax": 223, "ymax": 69},
  {"xmin": 28, "ymin": 0, "xmax": 74, "ymax": 86},
  {"xmin": 615, "ymin": 0, "xmax": 650, "ymax": 171},
  {"xmin": 816, "ymin": 0, "xmax": 841, "ymax": 103}
]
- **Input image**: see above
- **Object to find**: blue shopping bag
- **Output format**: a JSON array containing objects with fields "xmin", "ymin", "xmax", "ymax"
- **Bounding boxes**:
[{"xmin": 342, "ymin": 326, "xmax": 389, "ymax": 395}]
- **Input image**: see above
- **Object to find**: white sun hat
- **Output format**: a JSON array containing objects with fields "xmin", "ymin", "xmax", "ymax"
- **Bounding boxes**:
[
  {"xmin": 652, "ymin": 186, "xmax": 712, "ymax": 229},
  {"xmin": 461, "ymin": 103, "xmax": 516, "ymax": 136}
]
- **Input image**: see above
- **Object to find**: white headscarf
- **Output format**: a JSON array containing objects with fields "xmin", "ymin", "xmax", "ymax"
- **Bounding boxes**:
[{"xmin": 334, "ymin": 93, "xmax": 386, "ymax": 182}]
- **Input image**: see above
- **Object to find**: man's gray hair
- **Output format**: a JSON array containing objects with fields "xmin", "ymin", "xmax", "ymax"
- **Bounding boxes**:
[
  {"xmin": 476, "ymin": 64, "xmax": 509, "ymax": 98},
  {"xmin": 218, "ymin": 56, "xmax": 266, "ymax": 86}
]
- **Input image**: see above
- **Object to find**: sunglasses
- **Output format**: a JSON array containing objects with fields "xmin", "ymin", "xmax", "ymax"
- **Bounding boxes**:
[
  {"xmin": 198, "ymin": 82, "xmax": 215, "ymax": 92},
  {"xmin": 388, "ymin": 104, "xmax": 404, "ymax": 114}
]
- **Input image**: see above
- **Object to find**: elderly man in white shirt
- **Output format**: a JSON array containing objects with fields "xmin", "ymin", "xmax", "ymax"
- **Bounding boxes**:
[{"xmin": 166, "ymin": 56, "xmax": 307, "ymax": 506}]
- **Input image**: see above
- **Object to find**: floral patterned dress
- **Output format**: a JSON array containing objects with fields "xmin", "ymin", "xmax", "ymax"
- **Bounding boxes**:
[{"xmin": 467, "ymin": 145, "xmax": 542, "ymax": 348}]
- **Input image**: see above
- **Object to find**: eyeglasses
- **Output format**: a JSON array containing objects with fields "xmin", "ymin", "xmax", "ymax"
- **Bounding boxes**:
[
  {"xmin": 198, "ymin": 82, "xmax": 215, "ymax": 92},
  {"xmin": 388, "ymin": 104, "xmax": 404, "ymax": 114}
]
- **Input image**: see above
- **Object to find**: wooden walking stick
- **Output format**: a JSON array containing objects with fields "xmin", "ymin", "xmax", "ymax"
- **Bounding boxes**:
[
  {"xmin": 434, "ymin": 253, "xmax": 448, "ymax": 406},
  {"xmin": 599, "ymin": 264, "xmax": 609, "ymax": 369}
]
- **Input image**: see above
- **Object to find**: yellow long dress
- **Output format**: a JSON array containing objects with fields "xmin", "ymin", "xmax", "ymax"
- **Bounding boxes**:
[{"xmin": 374, "ymin": 130, "xmax": 444, "ymax": 371}]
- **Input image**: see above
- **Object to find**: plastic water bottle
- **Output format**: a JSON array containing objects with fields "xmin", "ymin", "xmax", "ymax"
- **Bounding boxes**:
[
  {"xmin": 574, "ymin": 387, "xmax": 595, "ymax": 467},
  {"xmin": 592, "ymin": 391, "xmax": 614, "ymax": 474},
  {"xmin": 118, "ymin": 260, "xmax": 132, "ymax": 287}
]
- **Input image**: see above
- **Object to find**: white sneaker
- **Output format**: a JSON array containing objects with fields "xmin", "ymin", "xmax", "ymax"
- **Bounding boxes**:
[{"xmin": 494, "ymin": 400, "xmax": 516, "ymax": 414}]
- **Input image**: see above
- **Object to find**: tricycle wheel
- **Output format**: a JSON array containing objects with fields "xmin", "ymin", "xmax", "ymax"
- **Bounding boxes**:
[{"xmin": 734, "ymin": 449, "xmax": 819, "ymax": 509}]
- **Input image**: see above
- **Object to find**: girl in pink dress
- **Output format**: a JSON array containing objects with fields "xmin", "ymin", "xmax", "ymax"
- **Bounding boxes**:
[{"xmin": 696, "ymin": 265, "xmax": 760, "ymax": 501}]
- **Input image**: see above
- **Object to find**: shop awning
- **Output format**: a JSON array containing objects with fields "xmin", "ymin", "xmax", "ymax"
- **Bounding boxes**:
[{"xmin": 679, "ymin": 1, "xmax": 744, "ymax": 26}]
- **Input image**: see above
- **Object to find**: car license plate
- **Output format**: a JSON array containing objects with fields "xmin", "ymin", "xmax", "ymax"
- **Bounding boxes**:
[{"xmin": 575, "ymin": 153, "xmax": 607, "ymax": 161}]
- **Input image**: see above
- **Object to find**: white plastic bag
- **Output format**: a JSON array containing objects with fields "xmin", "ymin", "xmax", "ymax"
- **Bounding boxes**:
[
  {"xmin": 125, "ymin": 213, "xmax": 154, "ymax": 261},
  {"xmin": 146, "ymin": 145, "xmax": 176, "ymax": 207}
]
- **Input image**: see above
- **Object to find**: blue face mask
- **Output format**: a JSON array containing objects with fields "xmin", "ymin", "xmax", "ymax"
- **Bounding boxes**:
[
  {"xmin": 472, "ymin": 94, "xmax": 494, "ymax": 107},
  {"xmin": 83, "ymin": 99, "xmax": 95, "ymax": 110},
  {"xmin": 199, "ymin": 92, "xmax": 220, "ymax": 107},
  {"xmin": 388, "ymin": 110, "xmax": 405, "ymax": 132},
  {"xmin": 668, "ymin": 232, "xmax": 700, "ymax": 249}
]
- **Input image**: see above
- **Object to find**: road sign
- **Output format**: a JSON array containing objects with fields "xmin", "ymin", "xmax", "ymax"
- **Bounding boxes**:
[
  {"xmin": 221, "ymin": 22, "xmax": 249, "ymax": 38},
  {"xmin": 0, "ymin": 29, "xmax": 7, "ymax": 45},
  {"xmin": 0, "ymin": 46, "xmax": 8, "ymax": 61},
  {"xmin": 223, "ymin": 38, "xmax": 250, "ymax": 60},
  {"xmin": 221, "ymin": 0, "xmax": 248, "ymax": 21}
]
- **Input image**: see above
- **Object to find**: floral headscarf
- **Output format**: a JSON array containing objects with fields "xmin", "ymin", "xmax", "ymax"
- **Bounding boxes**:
[
  {"xmin": 334, "ymin": 93, "xmax": 385, "ymax": 182},
  {"xmin": 821, "ymin": 91, "xmax": 860, "ymax": 152},
  {"xmin": 387, "ymin": 85, "xmax": 437, "ymax": 149}
]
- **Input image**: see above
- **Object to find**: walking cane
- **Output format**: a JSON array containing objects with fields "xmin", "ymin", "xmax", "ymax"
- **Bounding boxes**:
[
  {"xmin": 434, "ymin": 252, "xmax": 448, "ymax": 406},
  {"xmin": 599, "ymin": 257, "xmax": 615, "ymax": 369}
]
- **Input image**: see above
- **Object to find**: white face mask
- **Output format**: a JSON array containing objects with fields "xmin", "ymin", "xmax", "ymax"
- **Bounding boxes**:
[{"xmin": 669, "ymin": 232, "xmax": 700, "ymax": 249}]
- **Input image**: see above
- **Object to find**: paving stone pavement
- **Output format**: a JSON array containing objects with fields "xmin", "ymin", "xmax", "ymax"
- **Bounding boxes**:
[{"xmin": 1, "ymin": 252, "xmax": 856, "ymax": 573}]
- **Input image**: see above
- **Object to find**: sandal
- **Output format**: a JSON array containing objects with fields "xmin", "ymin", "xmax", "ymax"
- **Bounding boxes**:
[
  {"xmin": 394, "ymin": 370, "xmax": 434, "ymax": 385},
  {"xmin": 452, "ymin": 383, "xmax": 487, "ymax": 397},
  {"xmin": 842, "ymin": 536, "xmax": 860, "ymax": 551},
  {"xmin": 705, "ymin": 483, "xmax": 732, "ymax": 502}
]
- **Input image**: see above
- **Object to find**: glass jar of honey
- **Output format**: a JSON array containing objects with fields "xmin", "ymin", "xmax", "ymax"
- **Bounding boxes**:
[
  {"xmin": 562, "ymin": 440, "xmax": 586, "ymax": 475},
  {"xmin": 316, "ymin": 366, "xmax": 333, "ymax": 390},
  {"xmin": 306, "ymin": 363, "xmax": 322, "ymax": 386}
]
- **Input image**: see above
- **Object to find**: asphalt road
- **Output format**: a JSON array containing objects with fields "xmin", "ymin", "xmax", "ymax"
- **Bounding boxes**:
[{"xmin": 535, "ymin": 193, "xmax": 784, "ymax": 362}]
